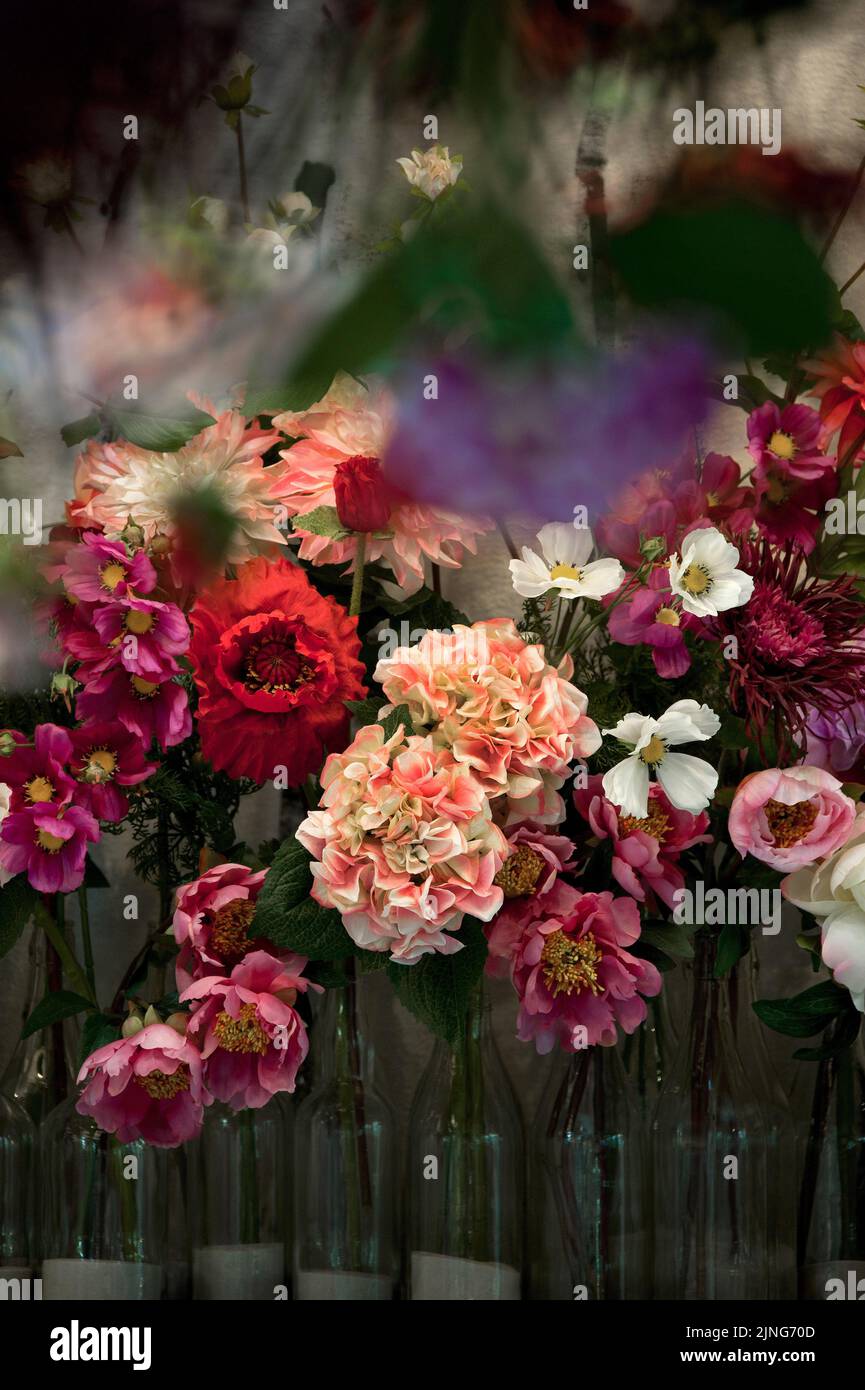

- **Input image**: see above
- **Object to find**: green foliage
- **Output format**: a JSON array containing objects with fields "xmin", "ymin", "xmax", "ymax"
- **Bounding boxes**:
[
  {"xmin": 610, "ymin": 200, "xmax": 836, "ymax": 354},
  {"xmin": 22, "ymin": 989, "xmax": 93, "ymax": 1039},
  {"xmin": 60, "ymin": 413, "xmax": 101, "ymax": 447},
  {"xmin": 252, "ymin": 837, "xmax": 360, "ymax": 961},
  {"xmin": 753, "ymin": 979, "xmax": 852, "ymax": 1038},
  {"xmin": 713, "ymin": 921, "xmax": 751, "ymax": 978},
  {"xmin": 385, "ymin": 919, "xmax": 488, "ymax": 1045},
  {"xmin": 0, "ymin": 877, "xmax": 40, "ymax": 961},
  {"xmin": 77, "ymin": 1012, "xmax": 119, "ymax": 1068},
  {"xmin": 103, "ymin": 402, "xmax": 214, "ymax": 451}
]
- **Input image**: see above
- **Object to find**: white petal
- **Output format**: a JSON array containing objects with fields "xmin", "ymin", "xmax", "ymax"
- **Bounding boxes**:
[
  {"xmin": 538, "ymin": 522, "xmax": 581, "ymax": 567},
  {"xmin": 656, "ymin": 751, "xmax": 718, "ymax": 813},
  {"xmin": 706, "ymin": 571, "xmax": 754, "ymax": 612},
  {"xmin": 602, "ymin": 755, "xmax": 650, "ymax": 819},
  {"xmin": 509, "ymin": 549, "xmax": 552, "ymax": 598},
  {"xmin": 603, "ymin": 712, "xmax": 653, "ymax": 747},
  {"xmin": 574, "ymin": 557, "xmax": 624, "ymax": 599},
  {"xmin": 660, "ymin": 699, "xmax": 721, "ymax": 743},
  {"xmin": 821, "ymin": 906, "xmax": 865, "ymax": 1010}
]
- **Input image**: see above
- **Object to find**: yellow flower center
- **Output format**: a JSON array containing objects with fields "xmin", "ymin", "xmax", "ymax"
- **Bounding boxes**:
[
  {"xmin": 620, "ymin": 802, "xmax": 671, "ymax": 843},
  {"xmin": 207, "ymin": 899, "xmax": 256, "ymax": 966},
  {"xmin": 655, "ymin": 607, "xmax": 680, "ymax": 627},
  {"xmin": 768, "ymin": 430, "xmax": 796, "ymax": 460},
  {"xmin": 131, "ymin": 676, "xmax": 158, "ymax": 697},
  {"xmin": 764, "ymin": 797, "xmax": 819, "ymax": 848},
  {"xmin": 549, "ymin": 563, "xmax": 581, "ymax": 583},
  {"xmin": 494, "ymin": 845, "xmax": 545, "ymax": 899},
  {"xmin": 99, "ymin": 562, "xmax": 127, "ymax": 592},
  {"xmin": 83, "ymin": 748, "xmax": 117, "ymax": 784},
  {"xmin": 135, "ymin": 1066, "xmax": 191, "ymax": 1100},
  {"xmin": 541, "ymin": 929, "xmax": 603, "ymax": 998},
  {"xmin": 26, "ymin": 775, "xmax": 55, "ymax": 803},
  {"xmin": 36, "ymin": 829, "xmax": 65, "ymax": 853},
  {"xmin": 214, "ymin": 1002, "xmax": 267, "ymax": 1054},
  {"xmin": 638, "ymin": 734, "xmax": 667, "ymax": 767},
  {"xmin": 125, "ymin": 609, "xmax": 155, "ymax": 635},
  {"xmin": 680, "ymin": 563, "xmax": 712, "ymax": 596}
]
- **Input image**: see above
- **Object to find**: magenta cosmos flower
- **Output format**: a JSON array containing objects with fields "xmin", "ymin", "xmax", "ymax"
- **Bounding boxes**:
[
  {"xmin": 68, "ymin": 720, "xmax": 157, "ymax": 821},
  {"xmin": 728, "ymin": 765, "xmax": 856, "ymax": 872},
  {"xmin": 0, "ymin": 800, "xmax": 99, "ymax": 892},
  {"xmin": 182, "ymin": 950, "xmax": 317, "ymax": 1109},
  {"xmin": 76, "ymin": 1022, "xmax": 209, "ymax": 1147},
  {"xmin": 489, "ymin": 879, "xmax": 662, "ymax": 1051},
  {"xmin": 747, "ymin": 401, "xmax": 836, "ymax": 481},
  {"xmin": 60, "ymin": 530, "xmax": 157, "ymax": 604},
  {"xmin": 172, "ymin": 862, "xmax": 270, "ymax": 992},
  {"xmin": 573, "ymin": 774, "xmax": 710, "ymax": 911},
  {"xmin": 76, "ymin": 666, "xmax": 191, "ymax": 750},
  {"xmin": 607, "ymin": 567, "xmax": 703, "ymax": 679},
  {"xmin": 1, "ymin": 723, "xmax": 76, "ymax": 810},
  {"xmin": 91, "ymin": 594, "xmax": 190, "ymax": 680}
]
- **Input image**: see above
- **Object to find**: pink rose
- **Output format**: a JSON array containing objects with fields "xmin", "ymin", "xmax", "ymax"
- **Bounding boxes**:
[
  {"xmin": 729, "ymin": 765, "xmax": 856, "ymax": 872},
  {"xmin": 76, "ymin": 1023, "xmax": 209, "ymax": 1147}
]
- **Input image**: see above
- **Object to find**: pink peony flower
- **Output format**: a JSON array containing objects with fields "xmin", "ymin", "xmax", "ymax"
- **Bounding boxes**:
[
  {"xmin": 69, "ymin": 720, "xmax": 157, "ymax": 821},
  {"xmin": 91, "ymin": 594, "xmax": 190, "ymax": 679},
  {"xmin": 747, "ymin": 401, "xmax": 836, "ymax": 481},
  {"xmin": 729, "ymin": 765, "xmax": 856, "ymax": 872},
  {"xmin": 488, "ymin": 880, "xmax": 662, "ymax": 1051},
  {"xmin": 275, "ymin": 372, "xmax": 492, "ymax": 594},
  {"xmin": 76, "ymin": 667, "xmax": 192, "ymax": 750},
  {"xmin": 607, "ymin": 567, "xmax": 702, "ymax": 679},
  {"xmin": 182, "ymin": 950, "xmax": 316, "ymax": 1109},
  {"xmin": 0, "ymin": 723, "xmax": 76, "ymax": 811},
  {"xmin": 573, "ymin": 774, "xmax": 711, "ymax": 910},
  {"xmin": 374, "ymin": 619, "xmax": 600, "ymax": 813},
  {"xmin": 297, "ymin": 723, "xmax": 508, "ymax": 963},
  {"xmin": 76, "ymin": 1023, "xmax": 209, "ymax": 1147},
  {"xmin": 60, "ymin": 530, "xmax": 157, "ymax": 603},
  {"xmin": 172, "ymin": 862, "xmax": 270, "ymax": 992},
  {"xmin": 484, "ymin": 825, "xmax": 577, "ymax": 978},
  {"xmin": 0, "ymin": 800, "xmax": 99, "ymax": 892}
]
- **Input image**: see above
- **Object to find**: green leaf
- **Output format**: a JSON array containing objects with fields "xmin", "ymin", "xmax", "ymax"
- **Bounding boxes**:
[
  {"xmin": 243, "ymin": 367, "xmax": 336, "ymax": 420},
  {"xmin": 60, "ymin": 413, "xmax": 101, "ymax": 447},
  {"xmin": 610, "ymin": 200, "xmax": 836, "ymax": 354},
  {"xmin": 251, "ymin": 837, "xmax": 358, "ymax": 960},
  {"xmin": 716, "ymin": 714, "xmax": 751, "ymax": 750},
  {"xmin": 381, "ymin": 703, "xmax": 413, "ymax": 740},
  {"xmin": 78, "ymin": 1012, "xmax": 119, "ymax": 1068},
  {"xmin": 638, "ymin": 920, "xmax": 695, "ymax": 961},
  {"xmin": 0, "ymin": 435, "xmax": 24, "ymax": 458},
  {"xmin": 22, "ymin": 990, "xmax": 93, "ymax": 1039},
  {"xmin": 386, "ymin": 919, "xmax": 488, "ymax": 1045},
  {"xmin": 0, "ymin": 877, "xmax": 40, "ymax": 961},
  {"xmin": 793, "ymin": 1008, "xmax": 861, "ymax": 1061},
  {"xmin": 753, "ymin": 979, "xmax": 850, "ymax": 1038},
  {"xmin": 104, "ymin": 403, "xmax": 214, "ymax": 452},
  {"xmin": 295, "ymin": 505, "xmax": 350, "ymax": 540},
  {"xmin": 714, "ymin": 922, "xmax": 751, "ymax": 978},
  {"xmin": 346, "ymin": 697, "xmax": 384, "ymax": 725}
]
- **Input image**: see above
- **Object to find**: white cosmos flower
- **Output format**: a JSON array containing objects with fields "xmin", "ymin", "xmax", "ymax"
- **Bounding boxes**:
[
  {"xmin": 667, "ymin": 526, "xmax": 754, "ymax": 618},
  {"xmin": 601, "ymin": 699, "xmax": 721, "ymax": 819},
  {"xmin": 396, "ymin": 146, "xmax": 462, "ymax": 200},
  {"xmin": 509, "ymin": 522, "xmax": 624, "ymax": 601},
  {"xmin": 782, "ymin": 816, "xmax": 865, "ymax": 1014}
]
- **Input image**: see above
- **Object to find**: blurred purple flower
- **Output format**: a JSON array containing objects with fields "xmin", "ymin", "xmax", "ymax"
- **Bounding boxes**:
[
  {"xmin": 805, "ymin": 703, "xmax": 865, "ymax": 777},
  {"xmin": 382, "ymin": 338, "xmax": 711, "ymax": 519}
]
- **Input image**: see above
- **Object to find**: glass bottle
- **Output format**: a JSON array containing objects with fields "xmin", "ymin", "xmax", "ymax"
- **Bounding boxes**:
[
  {"xmin": 190, "ymin": 1098, "xmax": 290, "ymax": 1300},
  {"xmin": 651, "ymin": 931, "xmax": 777, "ymax": 1299},
  {"xmin": 0, "ymin": 1094, "xmax": 36, "ymax": 1291},
  {"xmin": 40, "ymin": 1096, "xmax": 166, "ymax": 1300},
  {"xmin": 406, "ymin": 982, "xmax": 524, "ymax": 1300},
  {"xmin": 294, "ymin": 966, "xmax": 397, "ymax": 1300},
  {"xmin": 1, "ymin": 926, "xmax": 74, "ymax": 1123},
  {"xmin": 619, "ymin": 983, "xmax": 678, "ymax": 1116},
  {"xmin": 798, "ymin": 1032, "xmax": 865, "ymax": 1300},
  {"xmin": 530, "ymin": 1044, "xmax": 650, "ymax": 1300}
]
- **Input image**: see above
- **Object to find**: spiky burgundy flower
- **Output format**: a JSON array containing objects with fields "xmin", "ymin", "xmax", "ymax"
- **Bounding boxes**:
[{"xmin": 712, "ymin": 540, "xmax": 865, "ymax": 755}]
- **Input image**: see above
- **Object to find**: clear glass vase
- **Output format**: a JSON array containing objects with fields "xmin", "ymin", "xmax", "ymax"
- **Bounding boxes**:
[
  {"xmin": 293, "ymin": 966, "xmax": 397, "ymax": 1300},
  {"xmin": 0, "ymin": 1094, "xmax": 36, "ymax": 1294},
  {"xmin": 651, "ymin": 931, "xmax": 779, "ymax": 1299},
  {"xmin": 619, "ymin": 984, "xmax": 678, "ymax": 1117},
  {"xmin": 2, "ymin": 926, "xmax": 75, "ymax": 1124},
  {"xmin": 798, "ymin": 1033, "xmax": 865, "ymax": 1300},
  {"xmin": 190, "ymin": 1098, "xmax": 290, "ymax": 1300},
  {"xmin": 406, "ymin": 982, "xmax": 524, "ymax": 1300},
  {"xmin": 40, "ymin": 1096, "xmax": 166, "ymax": 1300},
  {"xmin": 529, "ymin": 1044, "xmax": 650, "ymax": 1300}
]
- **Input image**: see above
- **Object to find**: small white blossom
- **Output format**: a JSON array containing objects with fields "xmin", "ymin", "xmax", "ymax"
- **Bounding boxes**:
[
  {"xmin": 510, "ymin": 522, "xmax": 623, "ymax": 601},
  {"xmin": 601, "ymin": 700, "xmax": 720, "ymax": 819},
  {"xmin": 396, "ymin": 145, "xmax": 462, "ymax": 200},
  {"xmin": 667, "ymin": 526, "xmax": 753, "ymax": 618}
]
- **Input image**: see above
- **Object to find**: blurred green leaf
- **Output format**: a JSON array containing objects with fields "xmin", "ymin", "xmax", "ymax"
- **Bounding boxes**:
[
  {"xmin": 105, "ymin": 403, "xmax": 214, "ymax": 451},
  {"xmin": 60, "ymin": 413, "xmax": 100, "ymax": 448},
  {"xmin": 22, "ymin": 989, "xmax": 93, "ymax": 1039}
]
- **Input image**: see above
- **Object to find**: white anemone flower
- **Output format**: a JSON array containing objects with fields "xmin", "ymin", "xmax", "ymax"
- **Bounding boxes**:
[
  {"xmin": 396, "ymin": 145, "xmax": 463, "ymax": 200},
  {"xmin": 509, "ymin": 523, "xmax": 624, "ymax": 601},
  {"xmin": 601, "ymin": 699, "xmax": 721, "ymax": 819},
  {"xmin": 667, "ymin": 526, "xmax": 753, "ymax": 618}
]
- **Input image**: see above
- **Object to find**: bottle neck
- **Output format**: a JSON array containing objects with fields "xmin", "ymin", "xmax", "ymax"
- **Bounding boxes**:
[
  {"xmin": 315, "ymin": 962, "xmax": 370, "ymax": 1083},
  {"xmin": 2, "ymin": 926, "xmax": 75, "ymax": 1120}
]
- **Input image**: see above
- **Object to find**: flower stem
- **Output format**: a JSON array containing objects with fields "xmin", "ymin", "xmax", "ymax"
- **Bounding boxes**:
[
  {"xmin": 78, "ymin": 884, "xmax": 96, "ymax": 1000},
  {"xmin": 235, "ymin": 117, "xmax": 250, "ymax": 223},
  {"xmin": 37, "ymin": 894, "xmax": 96, "ymax": 1007},
  {"xmin": 349, "ymin": 533, "xmax": 367, "ymax": 617}
]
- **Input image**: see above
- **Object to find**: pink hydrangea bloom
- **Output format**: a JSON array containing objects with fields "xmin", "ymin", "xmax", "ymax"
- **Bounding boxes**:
[
  {"xmin": 729, "ymin": 765, "xmax": 856, "ymax": 872},
  {"xmin": 182, "ymin": 950, "xmax": 316, "ymax": 1109},
  {"xmin": 573, "ymin": 774, "xmax": 710, "ymax": 910},
  {"xmin": 76, "ymin": 1023, "xmax": 209, "ymax": 1147},
  {"xmin": 60, "ymin": 530, "xmax": 156, "ymax": 603},
  {"xmin": 374, "ymin": 619, "xmax": 600, "ymax": 814},
  {"xmin": 297, "ymin": 723, "xmax": 508, "ymax": 963},
  {"xmin": 275, "ymin": 372, "xmax": 492, "ymax": 594},
  {"xmin": 172, "ymin": 862, "xmax": 270, "ymax": 992},
  {"xmin": 488, "ymin": 880, "xmax": 662, "ymax": 1051},
  {"xmin": 0, "ymin": 801, "xmax": 99, "ymax": 893}
]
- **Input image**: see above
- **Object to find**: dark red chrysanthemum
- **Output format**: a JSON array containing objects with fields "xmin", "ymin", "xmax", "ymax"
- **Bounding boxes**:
[
  {"xmin": 712, "ymin": 540, "xmax": 865, "ymax": 756},
  {"xmin": 189, "ymin": 556, "xmax": 366, "ymax": 784}
]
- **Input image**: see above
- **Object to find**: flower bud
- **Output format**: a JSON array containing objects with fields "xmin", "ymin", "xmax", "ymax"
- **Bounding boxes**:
[
  {"xmin": 164, "ymin": 1012, "xmax": 188, "ymax": 1036},
  {"xmin": 143, "ymin": 1004, "xmax": 162, "ymax": 1028},
  {"xmin": 122, "ymin": 1013, "xmax": 144, "ymax": 1038},
  {"xmin": 333, "ymin": 455, "xmax": 392, "ymax": 534}
]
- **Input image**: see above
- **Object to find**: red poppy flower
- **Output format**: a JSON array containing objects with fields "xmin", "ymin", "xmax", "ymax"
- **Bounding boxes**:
[{"xmin": 188, "ymin": 556, "xmax": 366, "ymax": 784}]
